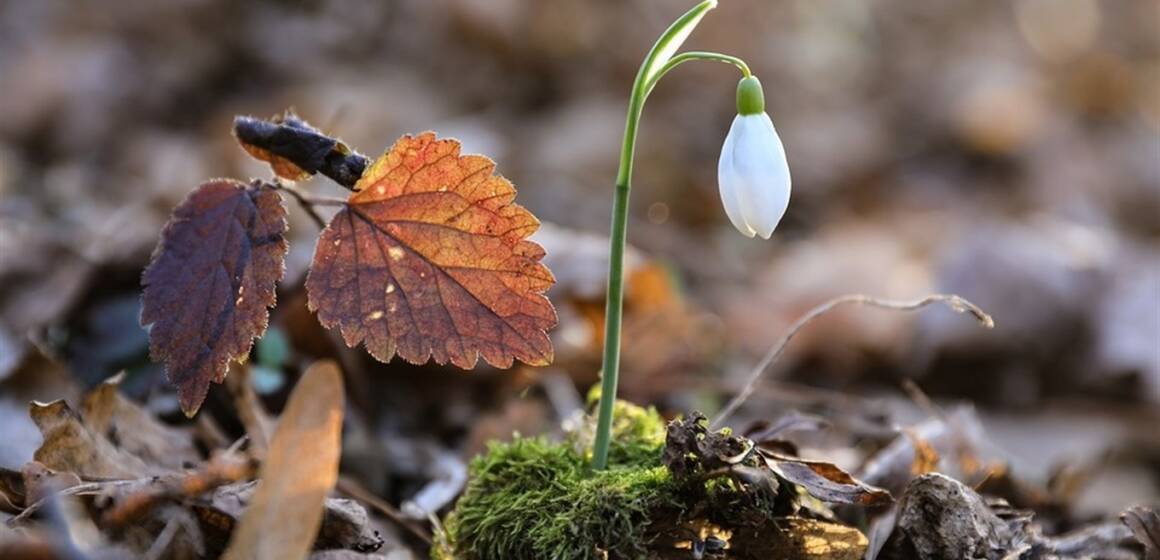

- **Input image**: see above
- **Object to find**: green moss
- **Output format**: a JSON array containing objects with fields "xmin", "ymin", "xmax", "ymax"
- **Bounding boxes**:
[
  {"xmin": 602, "ymin": 399, "xmax": 667, "ymax": 468},
  {"xmin": 438, "ymin": 401, "xmax": 678, "ymax": 560}
]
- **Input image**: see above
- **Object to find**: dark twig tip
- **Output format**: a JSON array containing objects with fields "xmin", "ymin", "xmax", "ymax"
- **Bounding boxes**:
[{"xmin": 232, "ymin": 113, "xmax": 370, "ymax": 191}]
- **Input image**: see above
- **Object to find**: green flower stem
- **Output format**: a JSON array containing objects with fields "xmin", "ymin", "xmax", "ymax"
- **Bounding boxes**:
[
  {"xmin": 645, "ymin": 51, "xmax": 752, "ymax": 96},
  {"xmin": 593, "ymin": 0, "xmax": 750, "ymax": 471}
]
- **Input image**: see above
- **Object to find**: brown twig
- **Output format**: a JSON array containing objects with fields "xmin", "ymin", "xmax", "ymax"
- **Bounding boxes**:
[
  {"xmin": 5, "ymin": 483, "xmax": 106, "ymax": 527},
  {"xmin": 336, "ymin": 477, "xmax": 433, "ymax": 545},
  {"xmin": 711, "ymin": 294, "xmax": 994, "ymax": 428},
  {"xmin": 272, "ymin": 183, "xmax": 330, "ymax": 229},
  {"xmin": 225, "ymin": 364, "xmax": 274, "ymax": 458},
  {"xmin": 100, "ymin": 456, "xmax": 256, "ymax": 528},
  {"xmin": 900, "ymin": 378, "xmax": 942, "ymax": 420},
  {"xmin": 300, "ymin": 196, "xmax": 347, "ymax": 206}
]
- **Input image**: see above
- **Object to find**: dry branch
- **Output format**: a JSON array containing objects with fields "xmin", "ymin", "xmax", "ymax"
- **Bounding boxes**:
[{"xmin": 712, "ymin": 294, "xmax": 993, "ymax": 428}]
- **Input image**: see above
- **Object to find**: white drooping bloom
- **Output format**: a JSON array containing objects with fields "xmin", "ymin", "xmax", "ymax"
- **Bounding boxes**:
[{"xmin": 718, "ymin": 76, "xmax": 791, "ymax": 239}]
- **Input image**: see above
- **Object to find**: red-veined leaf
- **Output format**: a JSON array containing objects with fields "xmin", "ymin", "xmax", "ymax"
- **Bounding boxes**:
[{"xmin": 306, "ymin": 133, "xmax": 556, "ymax": 369}]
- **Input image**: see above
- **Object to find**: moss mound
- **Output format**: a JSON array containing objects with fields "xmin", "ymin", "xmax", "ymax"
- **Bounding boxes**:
[
  {"xmin": 436, "ymin": 401, "xmax": 679, "ymax": 560},
  {"xmin": 435, "ymin": 403, "xmax": 875, "ymax": 560}
]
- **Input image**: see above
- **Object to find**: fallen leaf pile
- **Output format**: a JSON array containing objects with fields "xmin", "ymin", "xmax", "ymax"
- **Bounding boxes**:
[
  {"xmin": 653, "ymin": 411, "xmax": 1156, "ymax": 560},
  {"xmin": 1, "ymin": 362, "xmax": 385, "ymax": 560}
]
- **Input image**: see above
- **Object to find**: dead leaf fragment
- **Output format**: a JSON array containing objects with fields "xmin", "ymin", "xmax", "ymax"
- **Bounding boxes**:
[
  {"xmin": 234, "ymin": 112, "xmax": 365, "ymax": 185},
  {"xmin": 761, "ymin": 452, "xmax": 893, "ymax": 507},
  {"xmin": 141, "ymin": 179, "xmax": 288, "ymax": 416},
  {"xmin": 208, "ymin": 481, "xmax": 385, "ymax": 556},
  {"xmin": 222, "ymin": 360, "xmax": 345, "ymax": 560},
  {"xmin": 98, "ymin": 454, "xmax": 255, "ymax": 530},
  {"xmin": 306, "ymin": 133, "xmax": 556, "ymax": 369},
  {"xmin": 1122, "ymin": 506, "xmax": 1160, "ymax": 559},
  {"xmin": 662, "ymin": 412, "xmax": 890, "ymax": 508},
  {"xmin": 662, "ymin": 412, "xmax": 749, "ymax": 481},
  {"xmin": 0, "ymin": 466, "xmax": 25, "ymax": 513},
  {"xmin": 30, "ymin": 400, "xmax": 156, "ymax": 479},
  {"xmin": 81, "ymin": 373, "xmax": 200, "ymax": 471},
  {"xmin": 858, "ymin": 407, "xmax": 989, "ymax": 496},
  {"xmin": 236, "ymin": 114, "xmax": 315, "ymax": 182},
  {"xmin": 902, "ymin": 428, "xmax": 940, "ymax": 476},
  {"xmin": 225, "ymin": 363, "xmax": 275, "ymax": 458},
  {"xmin": 20, "ymin": 461, "xmax": 81, "ymax": 506}
]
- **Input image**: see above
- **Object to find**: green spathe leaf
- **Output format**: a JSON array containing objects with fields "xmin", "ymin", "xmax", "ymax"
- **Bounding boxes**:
[{"xmin": 636, "ymin": 0, "xmax": 718, "ymax": 87}]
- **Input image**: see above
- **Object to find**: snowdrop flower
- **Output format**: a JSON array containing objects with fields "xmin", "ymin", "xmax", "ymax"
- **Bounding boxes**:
[{"xmin": 718, "ymin": 76, "xmax": 791, "ymax": 239}]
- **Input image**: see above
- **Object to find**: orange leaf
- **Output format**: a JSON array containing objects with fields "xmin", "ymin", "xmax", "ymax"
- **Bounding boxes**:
[
  {"xmin": 141, "ymin": 180, "xmax": 288, "ymax": 416},
  {"xmin": 306, "ymin": 133, "xmax": 556, "ymax": 369}
]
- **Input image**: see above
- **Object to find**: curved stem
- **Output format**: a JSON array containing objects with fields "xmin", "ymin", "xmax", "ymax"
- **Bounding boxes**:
[
  {"xmin": 273, "ymin": 183, "xmax": 328, "ymax": 229},
  {"xmin": 593, "ymin": 0, "xmax": 750, "ymax": 471},
  {"xmin": 271, "ymin": 182, "xmax": 348, "ymax": 229},
  {"xmin": 645, "ymin": 51, "xmax": 751, "ymax": 96}
]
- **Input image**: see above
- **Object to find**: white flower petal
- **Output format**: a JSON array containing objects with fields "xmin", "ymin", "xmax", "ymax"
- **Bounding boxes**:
[
  {"xmin": 738, "ymin": 114, "xmax": 791, "ymax": 238},
  {"xmin": 717, "ymin": 113, "xmax": 791, "ymax": 239},
  {"xmin": 718, "ymin": 116, "xmax": 757, "ymax": 237}
]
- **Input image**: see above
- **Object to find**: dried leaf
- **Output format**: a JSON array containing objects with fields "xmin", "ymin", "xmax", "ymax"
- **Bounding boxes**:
[
  {"xmin": 858, "ymin": 407, "xmax": 988, "ymax": 496},
  {"xmin": 28, "ymin": 378, "xmax": 198, "ymax": 485},
  {"xmin": 222, "ymin": 360, "xmax": 345, "ymax": 560},
  {"xmin": 1038, "ymin": 521, "xmax": 1143, "ymax": 559},
  {"xmin": 225, "ymin": 363, "xmax": 274, "ymax": 457},
  {"xmin": 240, "ymin": 147, "xmax": 312, "ymax": 183},
  {"xmin": 864, "ymin": 507, "xmax": 898, "ymax": 560},
  {"xmin": 97, "ymin": 455, "xmax": 254, "ymax": 530},
  {"xmin": 0, "ymin": 467, "xmax": 24, "ymax": 513},
  {"xmin": 81, "ymin": 373, "xmax": 200, "ymax": 471},
  {"xmin": 206, "ymin": 482, "xmax": 384, "ymax": 557},
  {"xmin": 141, "ymin": 179, "xmax": 288, "ymax": 416},
  {"xmin": 662, "ymin": 412, "xmax": 749, "ymax": 481},
  {"xmin": 235, "ymin": 112, "xmax": 341, "ymax": 182},
  {"xmin": 21, "ymin": 461, "xmax": 80, "ymax": 505},
  {"xmin": 902, "ymin": 428, "xmax": 940, "ymax": 476},
  {"xmin": 306, "ymin": 133, "xmax": 556, "ymax": 369},
  {"xmin": 30, "ymin": 400, "xmax": 157, "ymax": 479},
  {"xmin": 233, "ymin": 113, "xmax": 369, "ymax": 188},
  {"xmin": 761, "ymin": 451, "xmax": 893, "ymax": 507},
  {"xmin": 1122, "ymin": 506, "xmax": 1160, "ymax": 559}
]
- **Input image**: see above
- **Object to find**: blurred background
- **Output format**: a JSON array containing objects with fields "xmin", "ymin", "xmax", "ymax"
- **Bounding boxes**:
[{"xmin": 1, "ymin": 0, "xmax": 1158, "ymax": 554}]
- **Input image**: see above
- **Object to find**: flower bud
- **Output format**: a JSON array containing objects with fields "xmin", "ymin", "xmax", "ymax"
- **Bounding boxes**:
[{"xmin": 718, "ymin": 76, "xmax": 791, "ymax": 239}]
